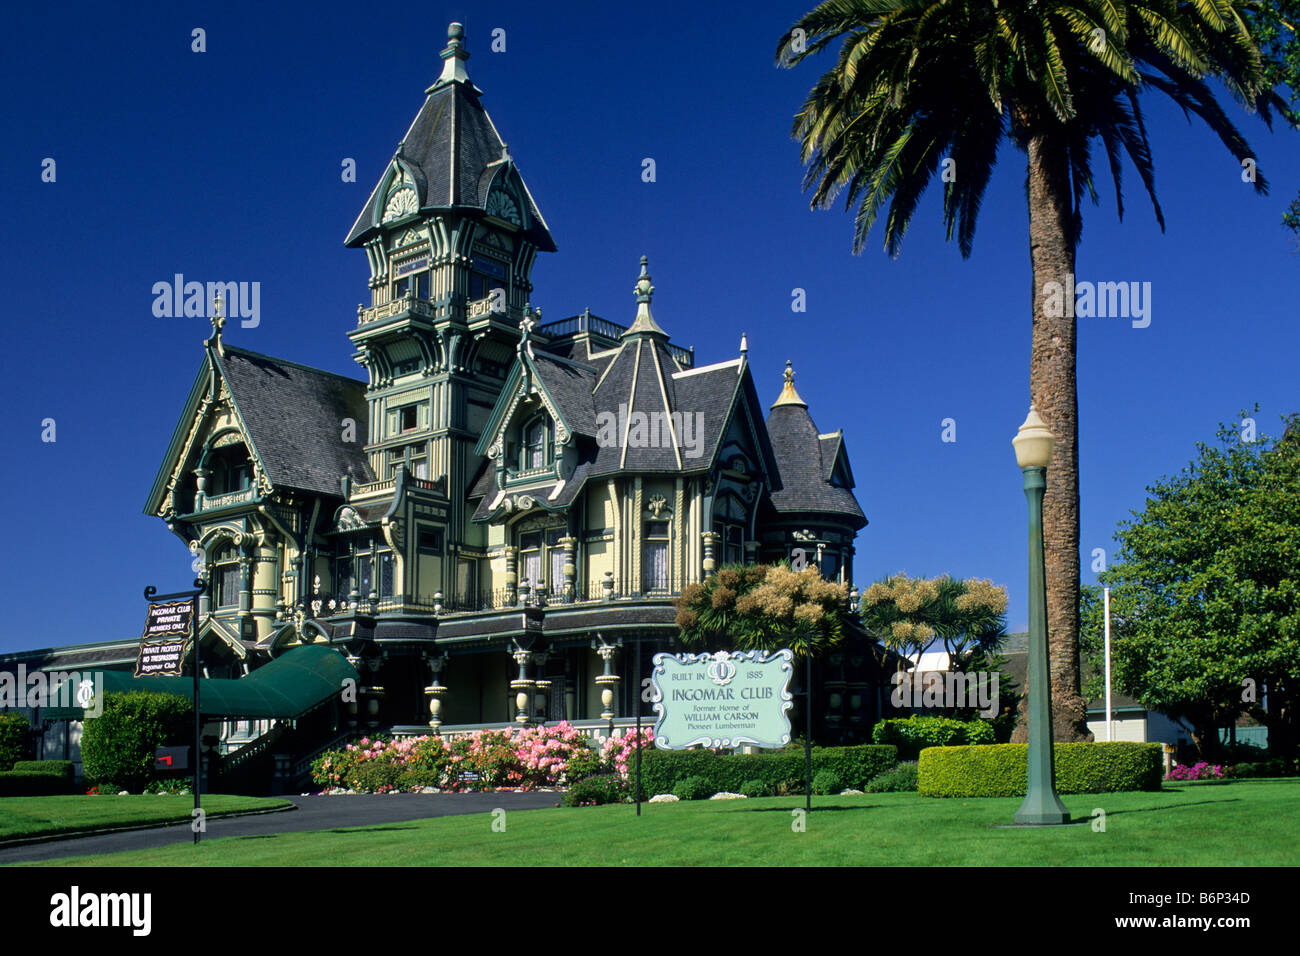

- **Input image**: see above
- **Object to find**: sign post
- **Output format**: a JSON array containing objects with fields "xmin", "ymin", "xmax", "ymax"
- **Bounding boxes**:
[
  {"xmin": 635, "ymin": 636, "xmax": 642, "ymax": 817},
  {"xmin": 142, "ymin": 578, "xmax": 205, "ymax": 845}
]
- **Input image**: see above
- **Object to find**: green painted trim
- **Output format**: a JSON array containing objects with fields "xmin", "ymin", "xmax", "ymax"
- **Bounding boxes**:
[
  {"xmin": 472, "ymin": 351, "xmax": 574, "ymax": 459},
  {"xmin": 142, "ymin": 353, "xmax": 213, "ymax": 516}
]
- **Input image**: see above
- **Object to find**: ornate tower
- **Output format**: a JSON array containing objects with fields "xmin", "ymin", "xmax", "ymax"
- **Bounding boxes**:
[{"xmin": 345, "ymin": 22, "xmax": 556, "ymax": 554}]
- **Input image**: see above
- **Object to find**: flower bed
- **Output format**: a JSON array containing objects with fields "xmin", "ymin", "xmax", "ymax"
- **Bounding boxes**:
[{"xmin": 311, "ymin": 723, "xmax": 654, "ymax": 794}]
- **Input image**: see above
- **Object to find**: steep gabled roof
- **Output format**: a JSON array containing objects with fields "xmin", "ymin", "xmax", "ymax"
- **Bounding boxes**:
[
  {"xmin": 217, "ymin": 348, "xmax": 372, "ymax": 496},
  {"xmin": 144, "ymin": 345, "xmax": 372, "ymax": 516},
  {"xmin": 345, "ymin": 24, "xmax": 554, "ymax": 251}
]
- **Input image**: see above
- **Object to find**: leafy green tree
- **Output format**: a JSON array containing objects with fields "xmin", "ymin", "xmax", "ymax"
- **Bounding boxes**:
[
  {"xmin": 1081, "ymin": 411, "xmax": 1300, "ymax": 761},
  {"xmin": 674, "ymin": 563, "xmax": 849, "ymax": 658},
  {"xmin": 777, "ymin": 0, "xmax": 1284, "ymax": 742},
  {"xmin": 1247, "ymin": 0, "xmax": 1300, "ymax": 233},
  {"xmin": 80, "ymin": 691, "xmax": 193, "ymax": 791}
]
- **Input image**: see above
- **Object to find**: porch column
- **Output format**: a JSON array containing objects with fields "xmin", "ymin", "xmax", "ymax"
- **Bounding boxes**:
[
  {"xmin": 560, "ymin": 535, "xmax": 577, "ymax": 603},
  {"xmin": 533, "ymin": 652, "xmax": 551, "ymax": 723},
  {"xmin": 510, "ymin": 645, "xmax": 534, "ymax": 724},
  {"xmin": 744, "ymin": 540, "xmax": 759, "ymax": 566},
  {"xmin": 593, "ymin": 636, "xmax": 622, "ymax": 725},
  {"xmin": 343, "ymin": 651, "xmax": 361, "ymax": 731},
  {"xmin": 701, "ymin": 531, "xmax": 718, "ymax": 576},
  {"xmin": 423, "ymin": 652, "xmax": 448, "ymax": 731},
  {"xmin": 362, "ymin": 654, "xmax": 385, "ymax": 731},
  {"xmin": 504, "ymin": 546, "xmax": 519, "ymax": 607}
]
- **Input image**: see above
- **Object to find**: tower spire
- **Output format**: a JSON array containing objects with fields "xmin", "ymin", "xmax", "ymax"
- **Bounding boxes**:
[
  {"xmin": 623, "ymin": 255, "xmax": 667, "ymax": 337},
  {"xmin": 771, "ymin": 360, "xmax": 807, "ymax": 408}
]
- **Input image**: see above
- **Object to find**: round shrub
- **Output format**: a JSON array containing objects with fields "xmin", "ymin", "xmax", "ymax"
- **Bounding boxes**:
[
  {"xmin": 739, "ymin": 779, "xmax": 769, "ymax": 798},
  {"xmin": 866, "ymin": 761, "xmax": 919, "ymax": 792},
  {"xmin": 811, "ymin": 769, "xmax": 843, "ymax": 795},
  {"xmin": 80, "ymin": 691, "xmax": 193, "ymax": 792},
  {"xmin": 563, "ymin": 774, "xmax": 626, "ymax": 807},
  {"xmin": 0, "ymin": 713, "xmax": 32, "ymax": 771},
  {"xmin": 673, "ymin": 775, "xmax": 713, "ymax": 801}
]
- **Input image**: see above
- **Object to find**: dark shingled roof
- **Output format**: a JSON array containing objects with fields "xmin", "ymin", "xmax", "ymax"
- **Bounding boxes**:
[
  {"xmin": 765, "ymin": 403, "xmax": 866, "ymax": 526},
  {"xmin": 219, "ymin": 347, "xmax": 373, "ymax": 497},
  {"xmin": 530, "ymin": 352, "xmax": 599, "ymax": 438},
  {"xmin": 345, "ymin": 72, "xmax": 554, "ymax": 251}
]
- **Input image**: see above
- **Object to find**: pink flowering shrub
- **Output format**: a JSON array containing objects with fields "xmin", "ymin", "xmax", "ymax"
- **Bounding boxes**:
[
  {"xmin": 601, "ymin": 727, "xmax": 656, "ymax": 780},
  {"xmin": 1165, "ymin": 761, "xmax": 1225, "ymax": 782},
  {"xmin": 310, "ymin": 722, "xmax": 655, "ymax": 793}
]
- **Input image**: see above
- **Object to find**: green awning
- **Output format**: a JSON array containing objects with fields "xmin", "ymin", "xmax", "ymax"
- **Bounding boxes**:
[{"xmin": 44, "ymin": 645, "xmax": 358, "ymax": 720}]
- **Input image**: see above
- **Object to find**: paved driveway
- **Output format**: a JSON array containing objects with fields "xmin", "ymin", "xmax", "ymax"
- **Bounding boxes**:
[{"xmin": 0, "ymin": 792, "xmax": 561, "ymax": 864}]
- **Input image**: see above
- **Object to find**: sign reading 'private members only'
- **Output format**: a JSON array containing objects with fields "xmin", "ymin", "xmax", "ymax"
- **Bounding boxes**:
[{"xmin": 650, "ymin": 649, "xmax": 794, "ymax": 750}]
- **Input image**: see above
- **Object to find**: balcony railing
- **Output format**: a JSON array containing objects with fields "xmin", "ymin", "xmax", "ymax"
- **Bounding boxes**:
[
  {"xmin": 317, "ymin": 580, "xmax": 678, "ymax": 618},
  {"xmin": 194, "ymin": 487, "xmax": 256, "ymax": 511},
  {"xmin": 357, "ymin": 294, "xmax": 438, "ymax": 327},
  {"xmin": 536, "ymin": 312, "xmax": 694, "ymax": 369}
]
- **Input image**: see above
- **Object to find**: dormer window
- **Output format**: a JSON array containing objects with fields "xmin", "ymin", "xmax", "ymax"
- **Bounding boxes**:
[{"xmin": 524, "ymin": 417, "xmax": 547, "ymax": 469}]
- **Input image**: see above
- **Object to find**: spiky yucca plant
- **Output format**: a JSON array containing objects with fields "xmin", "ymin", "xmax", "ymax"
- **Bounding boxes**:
[{"xmin": 674, "ymin": 563, "xmax": 850, "ymax": 658}]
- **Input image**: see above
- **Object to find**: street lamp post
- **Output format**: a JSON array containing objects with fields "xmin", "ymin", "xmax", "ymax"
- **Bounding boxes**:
[{"xmin": 1012, "ymin": 405, "xmax": 1070, "ymax": 825}]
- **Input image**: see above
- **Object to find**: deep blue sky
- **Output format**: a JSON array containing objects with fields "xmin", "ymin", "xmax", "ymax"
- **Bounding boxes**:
[{"xmin": 2, "ymin": 0, "xmax": 1297, "ymax": 653}]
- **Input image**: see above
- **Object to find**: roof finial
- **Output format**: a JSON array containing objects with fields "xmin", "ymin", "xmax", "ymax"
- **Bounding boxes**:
[
  {"xmin": 517, "ymin": 311, "xmax": 536, "ymax": 360},
  {"xmin": 436, "ymin": 22, "xmax": 471, "ymax": 86},
  {"xmin": 635, "ymin": 256, "xmax": 653, "ymax": 304},
  {"xmin": 207, "ymin": 292, "xmax": 226, "ymax": 355},
  {"xmin": 739, "ymin": 332, "xmax": 748, "ymax": 356},
  {"xmin": 771, "ymin": 359, "xmax": 808, "ymax": 408},
  {"xmin": 623, "ymin": 255, "xmax": 667, "ymax": 337}
]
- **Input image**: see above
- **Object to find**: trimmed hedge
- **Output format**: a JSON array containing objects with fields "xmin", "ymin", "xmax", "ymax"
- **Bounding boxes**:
[
  {"xmin": 872, "ymin": 716, "xmax": 997, "ymax": 761},
  {"xmin": 633, "ymin": 745, "xmax": 897, "ymax": 798},
  {"xmin": 0, "ymin": 714, "xmax": 32, "ymax": 771},
  {"xmin": 11, "ymin": 760, "xmax": 75, "ymax": 782},
  {"xmin": 0, "ymin": 770, "xmax": 72, "ymax": 796},
  {"xmin": 918, "ymin": 742, "xmax": 1163, "ymax": 797}
]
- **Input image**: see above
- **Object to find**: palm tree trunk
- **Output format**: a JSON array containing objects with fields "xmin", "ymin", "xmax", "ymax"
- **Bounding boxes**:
[{"xmin": 1012, "ymin": 132, "xmax": 1093, "ymax": 744}]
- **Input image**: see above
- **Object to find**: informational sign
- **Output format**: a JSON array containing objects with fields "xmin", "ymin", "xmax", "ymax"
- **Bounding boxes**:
[
  {"xmin": 155, "ymin": 746, "xmax": 190, "ymax": 771},
  {"xmin": 135, "ymin": 638, "xmax": 189, "ymax": 677},
  {"xmin": 134, "ymin": 601, "xmax": 194, "ymax": 677},
  {"xmin": 649, "ymin": 649, "xmax": 794, "ymax": 750}
]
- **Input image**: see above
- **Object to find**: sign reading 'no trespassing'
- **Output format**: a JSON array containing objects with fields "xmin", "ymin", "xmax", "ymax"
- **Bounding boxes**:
[{"xmin": 649, "ymin": 650, "xmax": 794, "ymax": 750}]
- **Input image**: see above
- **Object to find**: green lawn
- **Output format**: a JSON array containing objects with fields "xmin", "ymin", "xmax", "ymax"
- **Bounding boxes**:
[
  {"xmin": 17, "ymin": 780, "xmax": 1298, "ymax": 866},
  {"xmin": 0, "ymin": 795, "xmax": 292, "ymax": 843}
]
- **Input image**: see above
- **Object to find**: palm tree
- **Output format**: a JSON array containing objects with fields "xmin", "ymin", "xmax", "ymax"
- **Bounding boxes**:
[{"xmin": 777, "ymin": 0, "xmax": 1283, "ymax": 741}]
